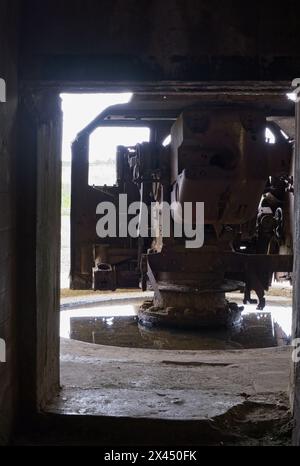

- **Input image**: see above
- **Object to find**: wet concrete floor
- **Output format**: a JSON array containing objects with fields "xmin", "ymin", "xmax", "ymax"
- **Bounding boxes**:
[
  {"xmin": 60, "ymin": 293, "xmax": 292, "ymax": 351},
  {"xmin": 54, "ymin": 291, "xmax": 292, "ymax": 440}
]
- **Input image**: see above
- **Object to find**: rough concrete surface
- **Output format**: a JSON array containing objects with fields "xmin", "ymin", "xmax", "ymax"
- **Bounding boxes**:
[
  {"xmin": 58, "ymin": 338, "xmax": 292, "ymax": 412},
  {"xmin": 35, "ymin": 338, "xmax": 293, "ymax": 445}
]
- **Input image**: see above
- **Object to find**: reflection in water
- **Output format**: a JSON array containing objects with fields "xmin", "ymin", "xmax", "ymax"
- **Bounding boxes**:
[
  {"xmin": 63, "ymin": 302, "xmax": 292, "ymax": 351},
  {"xmin": 60, "ymin": 304, "xmax": 136, "ymax": 339}
]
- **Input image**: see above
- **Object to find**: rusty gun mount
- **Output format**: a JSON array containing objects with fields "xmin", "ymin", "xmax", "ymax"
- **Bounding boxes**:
[
  {"xmin": 118, "ymin": 109, "xmax": 293, "ymax": 327},
  {"xmin": 70, "ymin": 101, "xmax": 293, "ymax": 328}
]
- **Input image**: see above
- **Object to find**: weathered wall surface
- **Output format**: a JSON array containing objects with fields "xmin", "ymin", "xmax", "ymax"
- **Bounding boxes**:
[
  {"xmin": 293, "ymin": 102, "xmax": 300, "ymax": 446},
  {"xmin": 17, "ymin": 92, "xmax": 62, "ymax": 414},
  {"xmin": 0, "ymin": 0, "xmax": 19, "ymax": 445},
  {"xmin": 20, "ymin": 0, "xmax": 300, "ymax": 82}
]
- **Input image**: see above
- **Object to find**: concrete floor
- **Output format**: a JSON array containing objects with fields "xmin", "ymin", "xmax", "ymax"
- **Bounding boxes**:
[
  {"xmin": 13, "ymin": 339, "xmax": 292, "ymax": 446},
  {"xmin": 49, "ymin": 339, "xmax": 292, "ymax": 425},
  {"xmin": 45, "ymin": 289, "xmax": 293, "ymax": 444}
]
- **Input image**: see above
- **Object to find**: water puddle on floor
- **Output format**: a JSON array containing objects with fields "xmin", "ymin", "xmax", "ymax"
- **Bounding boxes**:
[{"xmin": 60, "ymin": 297, "xmax": 292, "ymax": 351}]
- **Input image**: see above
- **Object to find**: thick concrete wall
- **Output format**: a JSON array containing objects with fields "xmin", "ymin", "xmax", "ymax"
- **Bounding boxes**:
[
  {"xmin": 20, "ymin": 0, "xmax": 300, "ymax": 82},
  {"xmin": 17, "ymin": 92, "xmax": 62, "ymax": 414},
  {"xmin": 293, "ymin": 101, "xmax": 300, "ymax": 445},
  {"xmin": 0, "ymin": 1, "xmax": 19, "ymax": 445}
]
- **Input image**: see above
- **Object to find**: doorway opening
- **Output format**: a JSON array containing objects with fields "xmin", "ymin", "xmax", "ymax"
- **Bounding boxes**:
[{"xmin": 52, "ymin": 88, "xmax": 295, "ymax": 445}]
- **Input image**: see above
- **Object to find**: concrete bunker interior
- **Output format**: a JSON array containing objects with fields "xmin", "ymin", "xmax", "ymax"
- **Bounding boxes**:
[
  {"xmin": 3, "ymin": 0, "xmax": 300, "ymax": 447},
  {"xmin": 54, "ymin": 86, "xmax": 294, "ymax": 445}
]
